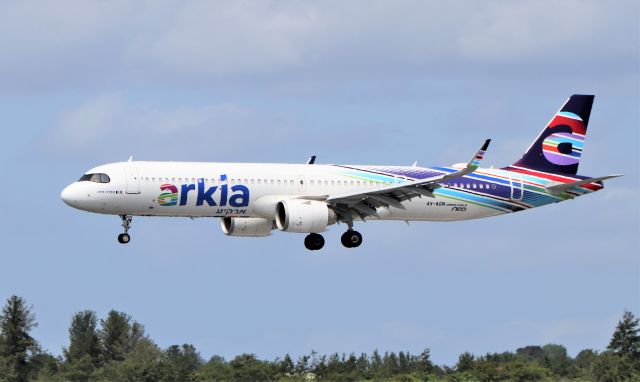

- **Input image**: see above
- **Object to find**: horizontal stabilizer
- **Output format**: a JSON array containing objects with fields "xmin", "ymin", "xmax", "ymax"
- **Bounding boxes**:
[{"xmin": 546, "ymin": 174, "xmax": 623, "ymax": 193}]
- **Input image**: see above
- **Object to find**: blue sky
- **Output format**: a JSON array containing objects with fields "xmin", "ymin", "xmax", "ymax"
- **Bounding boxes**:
[{"xmin": 0, "ymin": 0, "xmax": 638, "ymax": 365}]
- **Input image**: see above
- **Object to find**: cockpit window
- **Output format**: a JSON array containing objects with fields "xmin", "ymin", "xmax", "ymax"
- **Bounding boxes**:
[{"xmin": 78, "ymin": 173, "xmax": 110, "ymax": 183}]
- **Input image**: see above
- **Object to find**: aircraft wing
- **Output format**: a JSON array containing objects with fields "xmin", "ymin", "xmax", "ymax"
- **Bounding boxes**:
[{"xmin": 325, "ymin": 139, "xmax": 491, "ymax": 220}]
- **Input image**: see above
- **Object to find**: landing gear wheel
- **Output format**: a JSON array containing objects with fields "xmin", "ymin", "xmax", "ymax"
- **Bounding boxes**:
[
  {"xmin": 304, "ymin": 233, "xmax": 325, "ymax": 251},
  {"xmin": 118, "ymin": 233, "xmax": 130, "ymax": 244},
  {"xmin": 341, "ymin": 230, "xmax": 362, "ymax": 248},
  {"xmin": 118, "ymin": 215, "xmax": 132, "ymax": 244}
]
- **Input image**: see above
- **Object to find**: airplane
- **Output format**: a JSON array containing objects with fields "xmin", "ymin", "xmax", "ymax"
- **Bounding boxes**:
[{"xmin": 61, "ymin": 95, "xmax": 621, "ymax": 250}]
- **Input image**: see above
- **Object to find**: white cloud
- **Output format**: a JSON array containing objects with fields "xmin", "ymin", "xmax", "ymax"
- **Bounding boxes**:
[
  {"xmin": 38, "ymin": 94, "xmax": 284, "ymax": 160},
  {"xmin": 0, "ymin": 0, "xmax": 636, "ymax": 90},
  {"xmin": 457, "ymin": 1, "xmax": 599, "ymax": 61}
]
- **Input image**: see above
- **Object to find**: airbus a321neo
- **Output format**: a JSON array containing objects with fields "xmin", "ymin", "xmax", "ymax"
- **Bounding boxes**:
[{"xmin": 61, "ymin": 95, "xmax": 621, "ymax": 250}]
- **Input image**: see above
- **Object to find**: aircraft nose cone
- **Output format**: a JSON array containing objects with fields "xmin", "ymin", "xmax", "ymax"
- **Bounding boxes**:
[{"xmin": 61, "ymin": 184, "xmax": 79, "ymax": 208}]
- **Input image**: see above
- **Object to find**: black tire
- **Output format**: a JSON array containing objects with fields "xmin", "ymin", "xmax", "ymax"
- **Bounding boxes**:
[
  {"xmin": 304, "ymin": 233, "xmax": 324, "ymax": 250},
  {"xmin": 341, "ymin": 230, "xmax": 362, "ymax": 248},
  {"xmin": 341, "ymin": 232, "xmax": 353, "ymax": 248},
  {"xmin": 118, "ymin": 233, "xmax": 130, "ymax": 244}
]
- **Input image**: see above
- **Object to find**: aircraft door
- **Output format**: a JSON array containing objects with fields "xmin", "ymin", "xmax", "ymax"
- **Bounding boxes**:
[
  {"xmin": 125, "ymin": 166, "xmax": 141, "ymax": 194},
  {"xmin": 296, "ymin": 175, "xmax": 306, "ymax": 193},
  {"xmin": 510, "ymin": 174, "xmax": 523, "ymax": 200}
]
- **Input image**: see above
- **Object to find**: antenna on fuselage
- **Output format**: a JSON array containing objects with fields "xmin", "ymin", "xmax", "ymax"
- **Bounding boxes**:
[
  {"xmin": 306, "ymin": 155, "xmax": 316, "ymax": 164},
  {"xmin": 128, "ymin": 156, "xmax": 133, "ymax": 162},
  {"xmin": 411, "ymin": 161, "xmax": 418, "ymax": 167}
]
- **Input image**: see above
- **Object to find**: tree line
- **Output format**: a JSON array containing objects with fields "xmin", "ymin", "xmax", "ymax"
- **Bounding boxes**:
[{"xmin": 0, "ymin": 295, "xmax": 638, "ymax": 381}]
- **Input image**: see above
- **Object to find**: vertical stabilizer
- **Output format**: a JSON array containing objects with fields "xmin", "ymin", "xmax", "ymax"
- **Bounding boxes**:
[{"xmin": 513, "ymin": 94, "xmax": 594, "ymax": 175}]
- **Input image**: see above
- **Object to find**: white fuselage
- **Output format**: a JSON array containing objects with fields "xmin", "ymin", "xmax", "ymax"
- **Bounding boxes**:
[{"xmin": 61, "ymin": 161, "xmax": 525, "ymax": 223}]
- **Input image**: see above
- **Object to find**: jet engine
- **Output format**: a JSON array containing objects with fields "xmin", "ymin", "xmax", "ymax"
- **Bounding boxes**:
[
  {"xmin": 275, "ymin": 199, "xmax": 336, "ymax": 233},
  {"xmin": 220, "ymin": 217, "xmax": 274, "ymax": 237}
]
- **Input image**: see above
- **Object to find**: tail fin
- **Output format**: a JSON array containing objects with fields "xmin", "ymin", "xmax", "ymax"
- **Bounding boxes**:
[{"xmin": 513, "ymin": 94, "xmax": 594, "ymax": 176}]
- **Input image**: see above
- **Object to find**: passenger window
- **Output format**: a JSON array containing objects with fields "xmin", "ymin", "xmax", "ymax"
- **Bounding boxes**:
[{"xmin": 492, "ymin": 184, "xmax": 496, "ymax": 189}]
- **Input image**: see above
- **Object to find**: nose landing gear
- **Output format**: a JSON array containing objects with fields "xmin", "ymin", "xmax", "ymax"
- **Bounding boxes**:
[
  {"xmin": 118, "ymin": 215, "xmax": 132, "ymax": 244},
  {"xmin": 341, "ymin": 230, "xmax": 362, "ymax": 248}
]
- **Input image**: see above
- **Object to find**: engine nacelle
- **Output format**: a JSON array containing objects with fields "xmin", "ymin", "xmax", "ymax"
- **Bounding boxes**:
[
  {"xmin": 275, "ymin": 199, "xmax": 336, "ymax": 233},
  {"xmin": 220, "ymin": 217, "xmax": 274, "ymax": 237}
]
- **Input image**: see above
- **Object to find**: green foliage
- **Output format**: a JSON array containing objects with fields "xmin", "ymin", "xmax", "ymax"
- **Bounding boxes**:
[
  {"xmin": 92, "ymin": 337, "xmax": 164, "ymax": 382},
  {"xmin": 193, "ymin": 355, "xmax": 232, "ymax": 381},
  {"xmin": 99, "ymin": 310, "xmax": 144, "ymax": 363},
  {"xmin": 0, "ymin": 296, "xmax": 38, "ymax": 382},
  {"xmin": 456, "ymin": 352, "xmax": 474, "ymax": 373},
  {"xmin": 541, "ymin": 344, "xmax": 571, "ymax": 376},
  {"xmin": 280, "ymin": 353, "xmax": 294, "ymax": 376},
  {"xmin": 161, "ymin": 344, "xmax": 203, "ymax": 382},
  {"xmin": 63, "ymin": 310, "xmax": 102, "ymax": 381},
  {"xmin": 590, "ymin": 351, "xmax": 636, "ymax": 382},
  {"xmin": 516, "ymin": 345, "xmax": 544, "ymax": 362},
  {"xmin": 608, "ymin": 310, "xmax": 640, "ymax": 361},
  {"xmin": 2, "ymin": 296, "xmax": 640, "ymax": 382},
  {"xmin": 228, "ymin": 353, "xmax": 280, "ymax": 382}
]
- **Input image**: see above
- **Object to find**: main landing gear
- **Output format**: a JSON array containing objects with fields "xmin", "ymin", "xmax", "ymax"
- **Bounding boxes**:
[
  {"xmin": 117, "ymin": 215, "xmax": 132, "ymax": 244},
  {"xmin": 303, "ymin": 230, "xmax": 363, "ymax": 251},
  {"xmin": 341, "ymin": 230, "xmax": 362, "ymax": 248},
  {"xmin": 304, "ymin": 233, "xmax": 325, "ymax": 251}
]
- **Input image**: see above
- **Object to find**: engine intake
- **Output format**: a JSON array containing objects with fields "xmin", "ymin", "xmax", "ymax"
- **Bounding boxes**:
[
  {"xmin": 221, "ymin": 217, "xmax": 274, "ymax": 237},
  {"xmin": 275, "ymin": 199, "xmax": 336, "ymax": 233}
]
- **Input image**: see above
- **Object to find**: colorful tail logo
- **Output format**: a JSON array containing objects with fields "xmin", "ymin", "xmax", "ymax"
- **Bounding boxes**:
[{"xmin": 513, "ymin": 94, "xmax": 594, "ymax": 176}]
